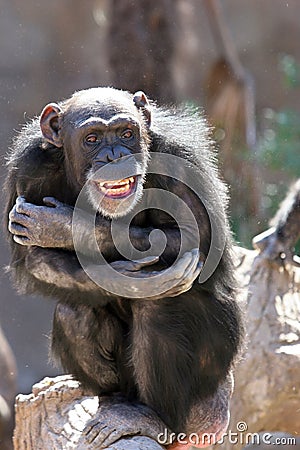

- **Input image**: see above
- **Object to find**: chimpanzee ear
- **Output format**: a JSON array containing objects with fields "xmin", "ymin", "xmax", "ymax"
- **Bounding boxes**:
[
  {"xmin": 40, "ymin": 103, "xmax": 63, "ymax": 148},
  {"xmin": 133, "ymin": 91, "xmax": 151, "ymax": 127}
]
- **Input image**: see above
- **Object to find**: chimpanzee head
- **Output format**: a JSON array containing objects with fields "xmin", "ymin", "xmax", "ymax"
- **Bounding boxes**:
[{"xmin": 39, "ymin": 87, "xmax": 152, "ymax": 218}]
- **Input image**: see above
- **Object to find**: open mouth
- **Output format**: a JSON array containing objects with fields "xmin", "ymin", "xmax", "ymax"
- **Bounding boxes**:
[{"xmin": 94, "ymin": 176, "xmax": 137, "ymax": 199}]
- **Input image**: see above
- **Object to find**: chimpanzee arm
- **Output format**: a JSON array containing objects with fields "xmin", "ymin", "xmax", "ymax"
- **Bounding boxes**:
[
  {"xmin": 24, "ymin": 247, "xmax": 202, "ymax": 300},
  {"xmin": 8, "ymin": 197, "xmax": 203, "ymax": 299},
  {"xmin": 8, "ymin": 196, "xmax": 183, "ymax": 261},
  {"xmin": 24, "ymin": 247, "xmax": 100, "ymax": 293}
]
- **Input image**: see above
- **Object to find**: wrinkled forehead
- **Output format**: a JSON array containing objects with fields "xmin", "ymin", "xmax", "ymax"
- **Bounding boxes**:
[{"xmin": 62, "ymin": 88, "xmax": 139, "ymax": 126}]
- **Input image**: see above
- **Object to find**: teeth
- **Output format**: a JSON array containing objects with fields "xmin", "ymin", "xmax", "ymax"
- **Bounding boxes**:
[
  {"xmin": 99, "ymin": 177, "xmax": 135, "ymax": 188},
  {"xmin": 96, "ymin": 176, "xmax": 136, "ymax": 196},
  {"xmin": 99, "ymin": 185, "xmax": 130, "ymax": 195}
]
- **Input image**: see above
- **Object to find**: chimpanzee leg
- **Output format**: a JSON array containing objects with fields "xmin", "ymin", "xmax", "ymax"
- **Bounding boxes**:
[
  {"xmin": 131, "ymin": 293, "xmax": 235, "ymax": 448},
  {"xmin": 51, "ymin": 302, "xmax": 127, "ymax": 394},
  {"xmin": 168, "ymin": 376, "xmax": 232, "ymax": 449},
  {"xmin": 131, "ymin": 298, "xmax": 195, "ymax": 430}
]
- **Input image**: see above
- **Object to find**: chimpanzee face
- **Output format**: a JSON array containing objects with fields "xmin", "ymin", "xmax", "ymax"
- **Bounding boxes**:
[{"xmin": 40, "ymin": 87, "xmax": 151, "ymax": 218}]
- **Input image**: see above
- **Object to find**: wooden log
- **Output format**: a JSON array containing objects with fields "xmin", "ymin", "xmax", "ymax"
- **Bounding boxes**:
[
  {"xmin": 0, "ymin": 326, "xmax": 17, "ymax": 450},
  {"xmin": 13, "ymin": 375, "xmax": 166, "ymax": 450},
  {"xmin": 216, "ymin": 246, "xmax": 300, "ymax": 450}
]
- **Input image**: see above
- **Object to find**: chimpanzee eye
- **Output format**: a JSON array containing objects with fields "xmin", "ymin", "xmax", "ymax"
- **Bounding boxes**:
[
  {"xmin": 85, "ymin": 134, "xmax": 99, "ymax": 144},
  {"xmin": 121, "ymin": 129, "xmax": 134, "ymax": 139}
]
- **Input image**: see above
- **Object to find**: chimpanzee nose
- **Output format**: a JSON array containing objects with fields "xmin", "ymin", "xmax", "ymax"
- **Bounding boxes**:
[{"xmin": 95, "ymin": 146, "xmax": 132, "ymax": 164}]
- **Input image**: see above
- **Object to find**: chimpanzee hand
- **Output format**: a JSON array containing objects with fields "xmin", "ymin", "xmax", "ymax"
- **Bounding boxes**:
[
  {"xmin": 8, "ymin": 196, "xmax": 74, "ymax": 249},
  {"xmin": 79, "ymin": 395, "xmax": 171, "ymax": 449},
  {"xmin": 88, "ymin": 249, "xmax": 203, "ymax": 299}
]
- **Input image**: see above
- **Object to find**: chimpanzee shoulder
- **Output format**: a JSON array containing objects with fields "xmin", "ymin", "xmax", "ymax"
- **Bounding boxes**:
[
  {"xmin": 7, "ymin": 119, "xmax": 64, "ymax": 179},
  {"xmin": 149, "ymin": 104, "xmax": 227, "ymax": 192}
]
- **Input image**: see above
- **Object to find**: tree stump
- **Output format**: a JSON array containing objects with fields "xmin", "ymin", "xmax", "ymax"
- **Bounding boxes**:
[
  {"xmin": 216, "ymin": 246, "xmax": 300, "ymax": 450},
  {"xmin": 13, "ymin": 375, "xmax": 166, "ymax": 450},
  {"xmin": 0, "ymin": 326, "xmax": 17, "ymax": 450}
]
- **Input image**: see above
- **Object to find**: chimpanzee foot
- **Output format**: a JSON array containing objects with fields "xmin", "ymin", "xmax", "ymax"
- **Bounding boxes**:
[{"xmin": 79, "ymin": 396, "xmax": 170, "ymax": 449}]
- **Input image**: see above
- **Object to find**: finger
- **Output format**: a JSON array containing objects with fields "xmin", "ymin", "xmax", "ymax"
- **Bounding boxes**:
[
  {"xmin": 8, "ymin": 222, "xmax": 28, "ymax": 236},
  {"xmin": 92, "ymin": 426, "xmax": 115, "ymax": 447},
  {"xmin": 130, "ymin": 255, "xmax": 160, "ymax": 270},
  {"xmin": 128, "ymin": 277, "xmax": 185, "ymax": 298},
  {"xmin": 158, "ymin": 286, "xmax": 189, "ymax": 298},
  {"xmin": 180, "ymin": 249, "xmax": 202, "ymax": 281},
  {"xmin": 15, "ymin": 196, "xmax": 40, "ymax": 217},
  {"xmin": 173, "ymin": 248, "xmax": 201, "ymax": 281},
  {"xmin": 177, "ymin": 265, "xmax": 198, "ymax": 290},
  {"xmin": 13, "ymin": 235, "xmax": 31, "ymax": 246},
  {"xmin": 8, "ymin": 205, "xmax": 18, "ymax": 221},
  {"xmin": 121, "ymin": 251, "xmax": 195, "ymax": 283},
  {"xmin": 16, "ymin": 195, "xmax": 26, "ymax": 203},
  {"xmin": 9, "ymin": 208, "xmax": 32, "ymax": 226},
  {"xmin": 85, "ymin": 422, "xmax": 109, "ymax": 445},
  {"xmin": 167, "ymin": 251, "xmax": 194, "ymax": 280},
  {"xmin": 111, "ymin": 250, "xmax": 199, "ymax": 297},
  {"xmin": 184, "ymin": 248, "xmax": 200, "ymax": 272},
  {"xmin": 135, "ymin": 249, "xmax": 201, "ymax": 286},
  {"xmin": 197, "ymin": 258, "xmax": 204, "ymax": 271},
  {"xmin": 142, "ymin": 250, "xmax": 200, "ymax": 294},
  {"xmin": 101, "ymin": 428, "xmax": 136, "ymax": 448},
  {"xmin": 43, "ymin": 197, "xmax": 62, "ymax": 208},
  {"xmin": 144, "ymin": 253, "xmax": 192, "ymax": 286},
  {"xmin": 111, "ymin": 256, "xmax": 159, "ymax": 272},
  {"xmin": 189, "ymin": 252, "xmax": 204, "ymax": 279},
  {"xmin": 163, "ymin": 250, "xmax": 202, "ymax": 293},
  {"xmin": 174, "ymin": 264, "xmax": 202, "ymax": 294},
  {"xmin": 15, "ymin": 196, "xmax": 30, "ymax": 214},
  {"xmin": 83, "ymin": 418, "xmax": 102, "ymax": 440},
  {"xmin": 100, "ymin": 430, "xmax": 120, "ymax": 448}
]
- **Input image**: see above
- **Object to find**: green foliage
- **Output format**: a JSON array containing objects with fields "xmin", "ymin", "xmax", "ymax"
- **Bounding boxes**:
[
  {"xmin": 256, "ymin": 107, "xmax": 300, "ymax": 240},
  {"xmin": 255, "ymin": 54, "xmax": 300, "ymax": 234},
  {"xmin": 279, "ymin": 54, "xmax": 300, "ymax": 88},
  {"xmin": 258, "ymin": 108, "xmax": 300, "ymax": 177},
  {"xmin": 188, "ymin": 55, "xmax": 300, "ymax": 250}
]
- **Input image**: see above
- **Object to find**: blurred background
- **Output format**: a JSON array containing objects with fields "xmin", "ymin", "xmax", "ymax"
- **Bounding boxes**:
[{"xmin": 0, "ymin": 0, "xmax": 299, "ymax": 397}]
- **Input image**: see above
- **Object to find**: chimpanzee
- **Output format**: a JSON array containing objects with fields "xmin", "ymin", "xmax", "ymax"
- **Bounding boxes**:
[{"xmin": 5, "ymin": 87, "xmax": 242, "ymax": 449}]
